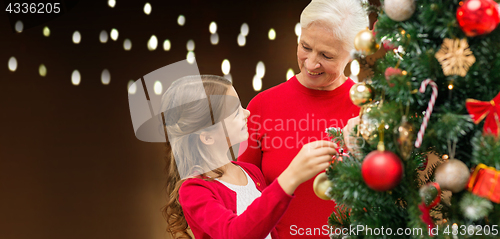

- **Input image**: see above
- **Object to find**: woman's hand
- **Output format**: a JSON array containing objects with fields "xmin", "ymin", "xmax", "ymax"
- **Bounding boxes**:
[{"xmin": 277, "ymin": 140, "xmax": 337, "ymax": 195}]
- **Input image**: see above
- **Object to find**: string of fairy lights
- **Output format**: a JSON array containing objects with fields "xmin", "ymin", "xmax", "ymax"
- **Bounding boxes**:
[{"xmin": 6, "ymin": 1, "xmax": 302, "ymax": 95}]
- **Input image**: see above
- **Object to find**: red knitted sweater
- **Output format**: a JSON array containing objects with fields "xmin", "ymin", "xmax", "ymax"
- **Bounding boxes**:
[
  {"xmin": 179, "ymin": 161, "xmax": 294, "ymax": 239},
  {"xmin": 238, "ymin": 76, "xmax": 359, "ymax": 238}
]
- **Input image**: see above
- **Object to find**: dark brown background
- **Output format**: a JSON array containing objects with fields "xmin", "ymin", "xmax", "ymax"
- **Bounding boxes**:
[{"xmin": 0, "ymin": 1, "xmax": 377, "ymax": 238}]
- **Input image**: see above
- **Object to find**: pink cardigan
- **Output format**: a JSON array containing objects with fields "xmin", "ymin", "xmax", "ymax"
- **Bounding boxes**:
[{"xmin": 179, "ymin": 161, "xmax": 294, "ymax": 239}]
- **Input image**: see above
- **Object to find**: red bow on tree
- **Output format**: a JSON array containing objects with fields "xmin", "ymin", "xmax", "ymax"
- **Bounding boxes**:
[{"xmin": 465, "ymin": 92, "xmax": 500, "ymax": 137}]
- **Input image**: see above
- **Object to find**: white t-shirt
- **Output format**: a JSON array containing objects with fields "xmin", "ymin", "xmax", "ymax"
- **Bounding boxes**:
[{"xmin": 216, "ymin": 166, "xmax": 272, "ymax": 239}]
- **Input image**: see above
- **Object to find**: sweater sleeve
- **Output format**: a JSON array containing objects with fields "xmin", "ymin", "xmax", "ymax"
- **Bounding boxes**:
[
  {"xmin": 237, "ymin": 93, "xmax": 264, "ymax": 169},
  {"xmin": 179, "ymin": 178, "xmax": 293, "ymax": 239}
]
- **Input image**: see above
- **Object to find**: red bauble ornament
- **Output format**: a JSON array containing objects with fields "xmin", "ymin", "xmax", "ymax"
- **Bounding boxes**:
[
  {"xmin": 361, "ymin": 150, "xmax": 404, "ymax": 191},
  {"xmin": 456, "ymin": 0, "xmax": 500, "ymax": 37}
]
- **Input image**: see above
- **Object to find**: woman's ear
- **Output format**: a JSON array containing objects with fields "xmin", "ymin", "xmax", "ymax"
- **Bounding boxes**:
[{"xmin": 199, "ymin": 132, "xmax": 215, "ymax": 145}]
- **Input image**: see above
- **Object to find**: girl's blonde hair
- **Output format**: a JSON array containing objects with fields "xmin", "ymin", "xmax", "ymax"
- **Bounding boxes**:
[{"xmin": 161, "ymin": 75, "xmax": 232, "ymax": 238}]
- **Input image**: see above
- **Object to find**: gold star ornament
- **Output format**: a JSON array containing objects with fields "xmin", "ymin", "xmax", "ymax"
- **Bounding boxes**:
[{"xmin": 435, "ymin": 38, "xmax": 476, "ymax": 77}]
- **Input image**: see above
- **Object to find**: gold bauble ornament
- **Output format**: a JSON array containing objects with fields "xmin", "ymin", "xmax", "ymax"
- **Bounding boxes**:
[
  {"xmin": 354, "ymin": 29, "xmax": 379, "ymax": 55},
  {"xmin": 349, "ymin": 83, "xmax": 375, "ymax": 106},
  {"xmin": 313, "ymin": 172, "xmax": 334, "ymax": 200},
  {"xmin": 394, "ymin": 117, "xmax": 415, "ymax": 160},
  {"xmin": 434, "ymin": 159, "xmax": 470, "ymax": 193},
  {"xmin": 359, "ymin": 103, "xmax": 380, "ymax": 145}
]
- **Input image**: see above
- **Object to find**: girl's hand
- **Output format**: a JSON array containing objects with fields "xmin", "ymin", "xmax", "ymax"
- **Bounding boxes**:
[
  {"xmin": 278, "ymin": 140, "xmax": 337, "ymax": 195},
  {"xmin": 342, "ymin": 116, "xmax": 360, "ymax": 152}
]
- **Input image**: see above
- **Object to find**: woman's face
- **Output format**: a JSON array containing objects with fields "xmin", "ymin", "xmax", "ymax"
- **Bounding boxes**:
[
  {"xmin": 296, "ymin": 22, "xmax": 351, "ymax": 91},
  {"xmin": 223, "ymin": 86, "xmax": 250, "ymax": 145}
]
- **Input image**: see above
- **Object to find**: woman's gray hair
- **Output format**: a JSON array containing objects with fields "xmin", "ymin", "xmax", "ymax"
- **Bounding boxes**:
[{"xmin": 300, "ymin": 0, "xmax": 369, "ymax": 52}]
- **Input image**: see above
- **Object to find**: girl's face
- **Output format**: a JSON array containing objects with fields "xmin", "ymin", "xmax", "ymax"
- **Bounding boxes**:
[
  {"xmin": 215, "ymin": 86, "xmax": 250, "ymax": 145},
  {"xmin": 223, "ymin": 86, "xmax": 250, "ymax": 145},
  {"xmin": 199, "ymin": 86, "xmax": 249, "ymax": 152}
]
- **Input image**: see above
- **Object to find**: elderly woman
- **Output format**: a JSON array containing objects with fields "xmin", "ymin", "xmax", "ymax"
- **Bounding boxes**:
[{"xmin": 238, "ymin": 0, "xmax": 368, "ymax": 238}]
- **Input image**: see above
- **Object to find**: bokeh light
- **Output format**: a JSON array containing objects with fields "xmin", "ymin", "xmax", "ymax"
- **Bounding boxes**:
[
  {"xmin": 241, "ymin": 23, "xmax": 249, "ymax": 36},
  {"xmin": 237, "ymin": 34, "xmax": 246, "ymax": 46},
  {"xmin": 295, "ymin": 23, "xmax": 301, "ymax": 36},
  {"xmin": 178, "ymin": 15, "xmax": 186, "ymax": 26},
  {"xmin": 100, "ymin": 30, "xmax": 108, "ymax": 43},
  {"xmin": 128, "ymin": 80, "xmax": 137, "ymax": 95},
  {"xmin": 154, "ymin": 80, "xmax": 163, "ymax": 95},
  {"xmin": 210, "ymin": 33, "xmax": 219, "ymax": 45},
  {"xmin": 144, "ymin": 3, "xmax": 152, "ymax": 15},
  {"xmin": 15, "ymin": 21, "xmax": 23, "ymax": 33},
  {"xmin": 286, "ymin": 68, "xmax": 295, "ymax": 80},
  {"xmin": 222, "ymin": 59, "xmax": 231, "ymax": 75},
  {"xmin": 148, "ymin": 35, "xmax": 158, "ymax": 51},
  {"xmin": 39, "ymin": 64, "xmax": 47, "ymax": 77},
  {"xmin": 110, "ymin": 28, "xmax": 119, "ymax": 41},
  {"xmin": 350, "ymin": 60, "xmax": 360, "ymax": 76},
  {"xmin": 268, "ymin": 28, "xmax": 276, "ymax": 40},
  {"xmin": 72, "ymin": 31, "xmax": 81, "ymax": 44},
  {"xmin": 256, "ymin": 61, "xmax": 265, "ymax": 78},
  {"xmin": 101, "ymin": 69, "xmax": 110, "ymax": 85},
  {"xmin": 108, "ymin": 0, "xmax": 116, "ymax": 8},
  {"xmin": 186, "ymin": 40, "xmax": 195, "ymax": 51},
  {"xmin": 8, "ymin": 57, "xmax": 17, "ymax": 72},
  {"xmin": 187, "ymin": 51, "xmax": 195, "ymax": 64},
  {"xmin": 71, "ymin": 70, "xmax": 81, "ymax": 85},
  {"xmin": 253, "ymin": 75, "xmax": 262, "ymax": 91},
  {"xmin": 209, "ymin": 22, "xmax": 217, "ymax": 34},
  {"xmin": 163, "ymin": 39, "xmax": 171, "ymax": 51},
  {"xmin": 43, "ymin": 26, "xmax": 50, "ymax": 37},
  {"xmin": 124, "ymin": 39, "xmax": 132, "ymax": 50}
]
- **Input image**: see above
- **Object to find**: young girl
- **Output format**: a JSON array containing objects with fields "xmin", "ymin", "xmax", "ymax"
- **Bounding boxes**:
[{"xmin": 162, "ymin": 75, "xmax": 336, "ymax": 239}]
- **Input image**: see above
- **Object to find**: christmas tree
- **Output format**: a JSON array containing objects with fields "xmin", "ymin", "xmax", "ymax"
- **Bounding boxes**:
[{"xmin": 318, "ymin": 0, "xmax": 500, "ymax": 238}]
